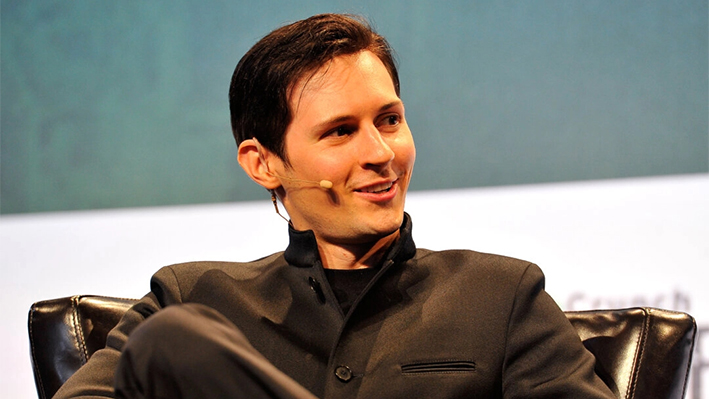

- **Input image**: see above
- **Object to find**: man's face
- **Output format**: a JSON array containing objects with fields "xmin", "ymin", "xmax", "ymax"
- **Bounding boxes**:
[{"xmin": 274, "ymin": 50, "xmax": 416, "ymax": 245}]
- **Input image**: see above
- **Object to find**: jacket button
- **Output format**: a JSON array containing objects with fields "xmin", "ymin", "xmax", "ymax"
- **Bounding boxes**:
[
  {"xmin": 309, "ymin": 277, "xmax": 326, "ymax": 304},
  {"xmin": 334, "ymin": 365, "xmax": 353, "ymax": 382}
]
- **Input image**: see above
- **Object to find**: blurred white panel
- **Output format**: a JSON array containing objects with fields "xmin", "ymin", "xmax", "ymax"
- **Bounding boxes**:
[{"xmin": 2, "ymin": 173, "xmax": 708, "ymax": 398}]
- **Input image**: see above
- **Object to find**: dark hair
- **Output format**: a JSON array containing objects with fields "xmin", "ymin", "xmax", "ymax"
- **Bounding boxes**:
[{"xmin": 228, "ymin": 13, "xmax": 399, "ymax": 163}]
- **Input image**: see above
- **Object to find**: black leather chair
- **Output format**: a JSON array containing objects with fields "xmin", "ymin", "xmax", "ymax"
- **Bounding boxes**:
[
  {"xmin": 29, "ymin": 296, "xmax": 136, "ymax": 399},
  {"xmin": 28, "ymin": 295, "xmax": 696, "ymax": 399}
]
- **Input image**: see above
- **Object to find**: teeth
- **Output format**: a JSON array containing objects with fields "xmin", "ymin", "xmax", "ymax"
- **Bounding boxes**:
[{"xmin": 361, "ymin": 182, "xmax": 393, "ymax": 193}]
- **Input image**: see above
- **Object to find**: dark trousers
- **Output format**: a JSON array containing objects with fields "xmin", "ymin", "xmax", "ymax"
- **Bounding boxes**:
[{"xmin": 114, "ymin": 303, "xmax": 319, "ymax": 399}]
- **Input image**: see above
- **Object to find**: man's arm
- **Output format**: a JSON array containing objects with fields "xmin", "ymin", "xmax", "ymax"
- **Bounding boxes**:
[{"xmin": 501, "ymin": 264, "xmax": 616, "ymax": 399}]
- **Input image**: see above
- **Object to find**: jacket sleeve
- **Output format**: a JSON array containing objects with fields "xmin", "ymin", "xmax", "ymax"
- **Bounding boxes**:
[
  {"xmin": 501, "ymin": 263, "xmax": 615, "ymax": 399},
  {"xmin": 52, "ymin": 266, "xmax": 183, "ymax": 399}
]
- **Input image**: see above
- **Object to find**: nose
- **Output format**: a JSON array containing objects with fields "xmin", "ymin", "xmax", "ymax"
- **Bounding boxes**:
[{"xmin": 358, "ymin": 125, "xmax": 395, "ymax": 168}]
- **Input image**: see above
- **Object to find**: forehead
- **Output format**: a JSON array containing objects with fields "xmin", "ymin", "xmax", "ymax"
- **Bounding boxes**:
[{"xmin": 287, "ymin": 51, "xmax": 399, "ymax": 122}]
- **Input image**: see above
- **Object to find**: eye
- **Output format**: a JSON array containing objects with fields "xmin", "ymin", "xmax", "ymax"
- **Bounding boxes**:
[
  {"xmin": 377, "ymin": 114, "xmax": 401, "ymax": 131},
  {"xmin": 325, "ymin": 125, "xmax": 355, "ymax": 138}
]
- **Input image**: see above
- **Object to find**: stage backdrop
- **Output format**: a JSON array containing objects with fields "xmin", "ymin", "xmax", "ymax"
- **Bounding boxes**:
[{"xmin": 1, "ymin": 0, "xmax": 706, "ymax": 213}]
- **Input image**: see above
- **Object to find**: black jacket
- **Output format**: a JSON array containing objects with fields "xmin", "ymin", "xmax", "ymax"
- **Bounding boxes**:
[{"xmin": 54, "ymin": 214, "xmax": 614, "ymax": 399}]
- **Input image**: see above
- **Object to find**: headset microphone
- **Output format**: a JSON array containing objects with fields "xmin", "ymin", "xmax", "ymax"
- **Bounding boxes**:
[
  {"xmin": 318, "ymin": 180, "xmax": 334, "ymax": 189},
  {"xmin": 268, "ymin": 172, "xmax": 333, "ymax": 189},
  {"xmin": 252, "ymin": 137, "xmax": 332, "ymax": 189},
  {"xmin": 266, "ymin": 173, "xmax": 332, "ymax": 225}
]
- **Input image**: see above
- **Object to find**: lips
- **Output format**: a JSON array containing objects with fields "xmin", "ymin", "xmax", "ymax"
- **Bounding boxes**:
[
  {"xmin": 357, "ymin": 181, "xmax": 394, "ymax": 193},
  {"xmin": 353, "ymin": 179, "xmax": 398, "ymax": 195}
]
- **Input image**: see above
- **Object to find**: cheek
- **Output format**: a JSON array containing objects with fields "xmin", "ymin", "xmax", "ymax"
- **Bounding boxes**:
[
  {"xmin": 393, "ymin": 135, "xmax": 416, "ymax": 170},
  {"xmin": 287, "ymin": 143, "xmax": 345, "ymax": 178},
  {"xmin": 309, "ymin": 154, "xmax": 351, "ymax": 180}
]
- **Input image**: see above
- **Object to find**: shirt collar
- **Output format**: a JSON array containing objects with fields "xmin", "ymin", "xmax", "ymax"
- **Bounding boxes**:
[{"xmin": 283, "ymin": 212, "xmax": 417, "ymax": 268}]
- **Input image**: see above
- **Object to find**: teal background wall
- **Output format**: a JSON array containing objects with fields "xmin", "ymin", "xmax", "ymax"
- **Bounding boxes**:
[{"xmin": 2, "ymin": 0, "xmax": 707, "ymax": 214}]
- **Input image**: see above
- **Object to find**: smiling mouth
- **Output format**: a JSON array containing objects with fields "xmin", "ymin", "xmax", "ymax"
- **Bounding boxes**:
[{"xmin": 356, "ymin": 181, "xmax": 394, "ymax": 194}]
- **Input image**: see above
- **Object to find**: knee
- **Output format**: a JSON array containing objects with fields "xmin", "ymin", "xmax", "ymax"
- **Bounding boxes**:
[
  {"xmin": 121, "ymin": 303, "xmax": 243, "ymax": 370},
  {"xmin": 116, "ymin": 304, "xmax": 248, "ymax": 398}
]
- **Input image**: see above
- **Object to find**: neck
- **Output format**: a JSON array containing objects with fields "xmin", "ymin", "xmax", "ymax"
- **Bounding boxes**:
[{"xmin": 317, "ymin": 231, "xmax": 400, "ymax": 270}]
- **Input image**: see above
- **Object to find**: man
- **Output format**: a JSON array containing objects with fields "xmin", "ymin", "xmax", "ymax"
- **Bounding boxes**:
[{"xmin": 54, "ymin": 13, "xmax": 615, "ymax": 399}]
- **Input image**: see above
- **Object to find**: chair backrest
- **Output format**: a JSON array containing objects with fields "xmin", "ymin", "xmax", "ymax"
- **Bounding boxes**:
[
  {"xmin": 28, "ymin": 296, "xmax": 696, "ymax": 399},
  {"xmin": 566, "ymin": 308, "xmax": 696, "ymax": 399},
  {"xmin": 28, "ymin": 295, "xmax": 136, "ymax": 399}
]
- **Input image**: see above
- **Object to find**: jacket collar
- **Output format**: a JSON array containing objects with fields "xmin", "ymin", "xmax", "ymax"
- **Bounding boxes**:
[{"xmin": 283, "ymin": 212, "xmax": 417, "ymax": 268}]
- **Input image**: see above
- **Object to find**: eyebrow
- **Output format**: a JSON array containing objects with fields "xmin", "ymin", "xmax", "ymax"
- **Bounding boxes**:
[{"xmin": 313, "ymin": 100, "xmax": 403, "ymax": 130}]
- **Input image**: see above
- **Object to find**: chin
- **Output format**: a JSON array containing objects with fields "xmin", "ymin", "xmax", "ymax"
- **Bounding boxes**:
[{"xmin": 368, "ymin": 213, "xmax": 405, "ymax": 236}]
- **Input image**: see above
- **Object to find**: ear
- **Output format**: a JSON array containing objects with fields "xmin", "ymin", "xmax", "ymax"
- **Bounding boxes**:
[{"xmin": 237, "ymin": 139, "xmax": 282, "ymax": 190}]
